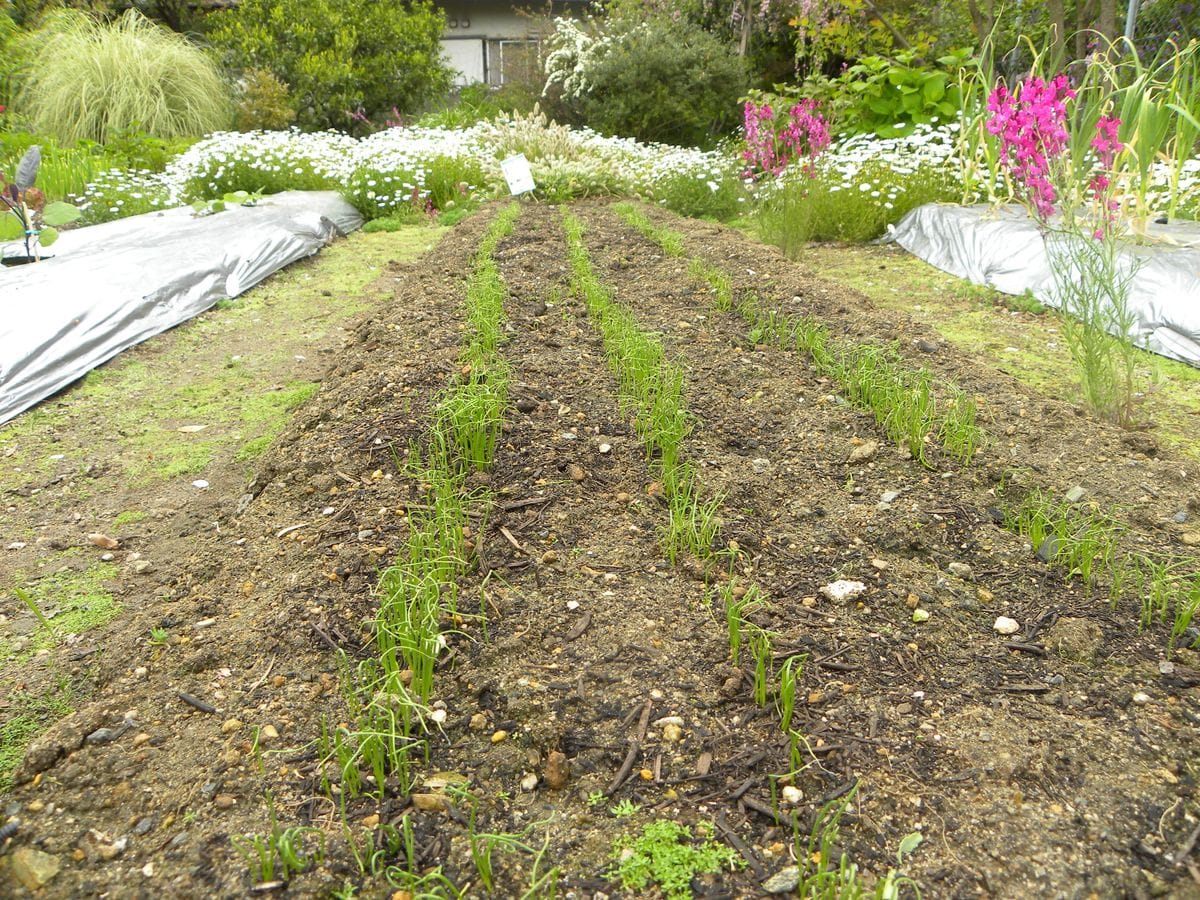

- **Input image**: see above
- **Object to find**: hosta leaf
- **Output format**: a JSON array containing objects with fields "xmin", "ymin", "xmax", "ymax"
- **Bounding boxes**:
[{"xmin": 42, "ymin": 201, "xmax": 81, "ymax": 226}]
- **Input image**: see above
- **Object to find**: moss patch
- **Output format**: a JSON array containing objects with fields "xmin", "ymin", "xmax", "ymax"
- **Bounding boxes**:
[
  {"xmin": 113, "ymin": 510, "xmax": 146, "ymax": 528},
  {"xmin": 4, "ymin": 563, "xmax": 120, "ymax": 658},
  {"xmin": 0, "ymin": 682, "xmax": 74, "ymax": 793}
]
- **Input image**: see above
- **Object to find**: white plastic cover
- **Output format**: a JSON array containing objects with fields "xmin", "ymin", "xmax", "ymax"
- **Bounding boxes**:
[
  {"xmin": 0, "ymin": 191, "xmax": 362, "ymax": 425},
  {"xmin": 888, "ymin": 203, "xmax": 1200, "ymax": 368}
]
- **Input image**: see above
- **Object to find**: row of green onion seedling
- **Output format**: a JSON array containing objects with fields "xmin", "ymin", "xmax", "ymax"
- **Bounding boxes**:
[
  {"xmin": 324, "ymin": 203, "xmax": 521, "ymax": 801},
  {"xmin": 613, "ymin": 203, "xmax": 984, "ymax": 468}
]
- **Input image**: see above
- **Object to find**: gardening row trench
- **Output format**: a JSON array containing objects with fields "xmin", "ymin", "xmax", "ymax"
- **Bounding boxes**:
[{"xmin": 1, "ymin": 202, "xmax": 1199, "ymax": 899}]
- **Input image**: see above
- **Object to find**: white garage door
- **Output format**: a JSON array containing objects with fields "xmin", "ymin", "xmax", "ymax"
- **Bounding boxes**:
[{"xmin": 441, "ymin": 38, "xmax": 485, "ymax": 86}]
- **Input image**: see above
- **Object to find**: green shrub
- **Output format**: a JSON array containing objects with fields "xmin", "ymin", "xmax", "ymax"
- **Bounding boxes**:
[
  {"xmin": 19, "ymin": 10, "xmax": 231, "ymax": 143},
  {"xmin": 209, "ymin": 0, "xmax": 452, "ymax": 132},
  {"xmin": 101, "ymin": 127, "xmax": 192, "ymax": 172},
  {"xmin": 422, "ymin": 154, "xmax": 486, "ymax": 209},
  {"xmin": 362, "ymin": 212, "xmax": 423, "ymax": 232},
  {"xmin": 416, "ymin": 81, "xmax": 538, "ymax": 129},
  {"xmin": 838, "ymin": 48, "xmax": 972, "ymax": 137},
  {"xmin": 343, "ymin": 154, "xmax": 488, "ymax": 221},
  {"xmin": 235, "ymin": 68, "xmax": 296, "ymax": 131},
  {"xmin": 182, "ymin": 151, "xmax": 338, "ymax": 200},
  {"xmin": 73, "ymin": 169, "xmax": 173, "ymax": 224},
  {"xmin": 649, "ymin": 170, "xmax": 746, "ymax": 221},
  {"xmin": 545, "ymin": 17, "xmax": 747, "ymax": 148},
  {"xmin": 758, "ymin": 158, "xmax": 958, "ymax": 250},
  {"xmin": 343, "ymin": 165, "xmax": 421, "ymax": 220}
]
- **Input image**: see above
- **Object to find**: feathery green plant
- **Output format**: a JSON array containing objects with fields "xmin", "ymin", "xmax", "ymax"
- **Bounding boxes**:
[{"xmin": 21, "ymin": 10, "xmax": 232, "ymax": 143}]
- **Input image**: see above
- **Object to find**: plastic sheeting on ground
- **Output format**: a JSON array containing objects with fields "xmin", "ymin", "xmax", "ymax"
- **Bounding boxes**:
[
  {"xmin": 0, "ymin": 191, "xmax": 362, "ymax": 426},
  {"xmin": 887, "ymin": 203, "xmax": 1200, "ymax": 369}
]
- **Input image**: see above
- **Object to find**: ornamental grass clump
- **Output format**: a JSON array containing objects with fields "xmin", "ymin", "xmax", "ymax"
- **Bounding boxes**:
[{"xmin": 20, "ymin": 10, "xmax": 231, "ymax": 144}]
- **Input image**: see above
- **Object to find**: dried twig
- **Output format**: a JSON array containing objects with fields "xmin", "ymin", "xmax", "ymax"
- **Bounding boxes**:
[
  {"xmin": 178, "ymin": 691, "xmax": 216, "ymax": 714},
  {"xmin": 564, "ymin": 611, "xmax": 592, "ymax": 642},
  {"xmin": 607, "ymin": 699, "xmax": 652, "ymax": 796}
]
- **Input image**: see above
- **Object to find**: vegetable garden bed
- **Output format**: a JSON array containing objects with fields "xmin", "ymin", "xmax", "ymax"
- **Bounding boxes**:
[{"xmin": 1, "ymin": 203, "xmax": 1198, "ymax": 898}]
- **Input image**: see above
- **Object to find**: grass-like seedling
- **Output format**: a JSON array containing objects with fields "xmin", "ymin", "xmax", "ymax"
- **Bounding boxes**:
[
  {"xmin": 1171, "ymin": 576, "xmax": 1200, "ymax": 650},
  {"xmin": 748, "ymin": 627, "xmax": 773, "ymax": 707},
  {"xmin": 718, "ymin": 580, "xmax": 762, "ymax": 667},
  {"xmin": 13, "ymin": 587, "xmax": 54, "ymax": 635},
  {"xmin": 1001, "ymin": 480, "xmax": 1200, "ymax": 650},
  {"xmin": 614, "ymin": 202, "xmax": 686, "ymax": 257},
  {"xmin": 329, "ymin": 203, "xmax": 519, "ymax": 800},
  {"xmin": 793, "ymin": 783, "xmax": 924, "ymax": 899},
  {"xmin": 835, "ymin": 343, "xmax": 937, "ymax": 466},
  {"xmin": 1002, "ymin": 487, "xmax": 1122, "ymax": 586},
  {"xmin": 564, "ymin": 209, "xmax": 725, "ymax": 568},
  {"xmin": 777, "ymin": 654, "xmax": 805, "ymax": 733},
  {"xmin": 232, "ymin": 825, "xmax": 325, "ymax": 885},
  {"xmin": 435, "ymin": 369, "xmax": 509, "ymax": 471},
  {"xmin": 938, "ymin": 390, "xmax": 984, "ymax": 465},
  {"xmin": 662, "ymin": 484, "xmax": 724, "ymax": 563}
]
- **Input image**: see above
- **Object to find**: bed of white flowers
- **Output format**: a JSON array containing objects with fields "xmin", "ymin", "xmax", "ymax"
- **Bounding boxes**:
[
  {"xmin": 66, "ymin": 111, "xmax": 1200, "ymax": 228},
  {"xmin": 69, "ymin": 107, "xmax": 744, "ymax": 224}
]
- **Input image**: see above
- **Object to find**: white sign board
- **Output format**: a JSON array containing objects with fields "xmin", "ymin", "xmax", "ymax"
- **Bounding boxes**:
[{"xmin": 500, "ymin": 154, "xmax": 535, "ymax": 196}]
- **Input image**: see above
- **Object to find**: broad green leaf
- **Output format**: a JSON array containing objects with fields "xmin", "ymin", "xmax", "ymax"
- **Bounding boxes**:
[
  {"xmin": 0, "ymin": 214, "xmax": 23, "ymax": 240},
  {"xmin": 42, "ymin": 201, "xmax": 81, "ymax": 226},
  {"xmin": 211, "ymin": 200, "xmax": 226, "ymax": 213},
  {"xmin": 190, "ymin": 200, "xmax": 207, "ymax": 213},
  {"xmin": 922, "ymin": 74, "xmax": 947, "ymax": 102},
  {"xmin": 39, "ymin": 226, "xmax": 59, "ymax": 247},
  {"xmin": 224, "ymin": 191, "xmax": 250, "ymax": 203},
  {"xmin": 897, "ymin": 831, "xmax": 923, "ymax": 861}
]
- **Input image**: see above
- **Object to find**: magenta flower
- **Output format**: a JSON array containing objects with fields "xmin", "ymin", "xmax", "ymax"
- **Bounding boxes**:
[{"xmin": 742, "ymin": 98, "xmax": 830, "ymax": 180}]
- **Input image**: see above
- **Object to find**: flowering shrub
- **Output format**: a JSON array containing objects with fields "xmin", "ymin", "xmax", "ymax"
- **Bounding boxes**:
[{"xmin": 742, "ymin": 98, "xmax": 831, "ymax": 179}]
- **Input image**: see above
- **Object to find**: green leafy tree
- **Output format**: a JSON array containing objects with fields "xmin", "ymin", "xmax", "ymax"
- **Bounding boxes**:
[
  {"xmin": 209, "ymin": 0, "xmax": 452, "ymax": 132},
  {"xmin": 545, "ymin": 16, "xmax": 747, "ymax": 148}
]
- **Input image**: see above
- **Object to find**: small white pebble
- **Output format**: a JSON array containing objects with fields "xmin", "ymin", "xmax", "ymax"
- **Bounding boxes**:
[
  {"xmin": 993, "ymin": 616, "xmax": 1020, "ymax": 635},
  {"xmin": 192, "ymin": 480, "xmax": 209, "ymax": 489},
  {"xmin": 1132, "ymin": 691, "xmax": 1151, "ymax": 705}
]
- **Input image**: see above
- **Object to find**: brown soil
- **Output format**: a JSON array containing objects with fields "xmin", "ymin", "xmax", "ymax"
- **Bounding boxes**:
[{"xmin": 2, "ymin": 202, "xmax": 1199, "ymax": 899}]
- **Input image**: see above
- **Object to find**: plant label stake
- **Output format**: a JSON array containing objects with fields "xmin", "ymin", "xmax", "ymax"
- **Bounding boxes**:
[{"xmin": 500, "ymin": 154, "xmax": 535, "ymax": 196}]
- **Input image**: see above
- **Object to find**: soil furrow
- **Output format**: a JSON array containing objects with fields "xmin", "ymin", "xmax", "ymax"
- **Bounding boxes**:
[
  {"xmin": 435, "ymin": 206, "xmax": 776, "ymax": 892},
  {"xmin": 0, "ymin": 214, "xmax": 498, "ymax": 897},
  {"xmin": 1, "ymin": 203, "xmax": 1197, "ymax": 899},
  {"xmin": 570, "ymin": 203, "xmax": 1200, "ymax": 897}
]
